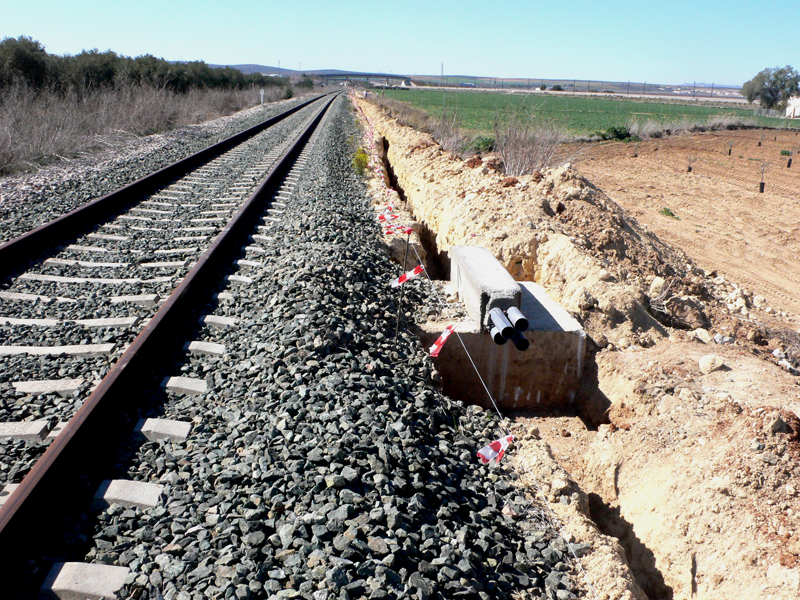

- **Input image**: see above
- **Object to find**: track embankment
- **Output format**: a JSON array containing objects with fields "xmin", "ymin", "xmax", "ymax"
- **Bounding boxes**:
[{"xmin": 356, "ymin": 96, "xmax": 800, "ymax": 600}]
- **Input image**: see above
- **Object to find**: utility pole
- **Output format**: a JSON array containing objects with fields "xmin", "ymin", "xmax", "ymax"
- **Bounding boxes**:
[
  {"xmin": 692, "ymin": 81, "xmax": 696, "ymax": 100},
  {"xmin": 711, "ymin": 83, "xmax": 714, "ymax": 98},
  {"xmin": 643, "ymin": 81, "xmax": 647, "ymax": 95},
  {"xmin": 627, "ymin": 80, "xmax": 630, "ymax": 96}
]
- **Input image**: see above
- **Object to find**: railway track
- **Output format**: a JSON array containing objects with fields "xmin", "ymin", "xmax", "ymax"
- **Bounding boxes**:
[
  {"xmin": 0, "ymin": 92, "xmax": 335, "ymax": 593},
  {"xmin": 0, "ymin": 94, "xmax": 576, "ymax": 600}
]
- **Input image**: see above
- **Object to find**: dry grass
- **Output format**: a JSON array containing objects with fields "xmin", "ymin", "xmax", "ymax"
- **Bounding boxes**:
[
  {"xmin": 494, "ymin": 114, "xmax": 564, "ymax": 176},
  {"xmin": 626, "ymin": 115, "xmax": 757, "ymax": 140},
  {"xmin": 367, "ymin": 94, "xmax": 467, "ymax": 151},
  {"xmin": 0, "ymin": 84, "xmax": 283, "ymax": 173}
]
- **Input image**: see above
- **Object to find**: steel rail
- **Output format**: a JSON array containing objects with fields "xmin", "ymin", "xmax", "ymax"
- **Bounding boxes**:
[
  {"xmin": 0, "ymin": 92, "xmax": 339, "ymax": 583},
  {"xmin": 0, "ymin": 93, "xmax": 329, "ymax": 281}
]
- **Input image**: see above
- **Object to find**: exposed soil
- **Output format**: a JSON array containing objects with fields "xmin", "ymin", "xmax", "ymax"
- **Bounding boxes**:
[
  {"xmin": 355, "ymin": 96, "xmax": 800, "ymax": 600},
  {"xmin": 569, "ymin": 129, "xmax": 800, "ymax": 318}
]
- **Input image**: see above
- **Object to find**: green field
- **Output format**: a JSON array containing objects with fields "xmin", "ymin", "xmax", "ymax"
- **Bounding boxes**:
[{"xmin": 380, "ymin": 89, "xmax": 798, "ymax": 137}]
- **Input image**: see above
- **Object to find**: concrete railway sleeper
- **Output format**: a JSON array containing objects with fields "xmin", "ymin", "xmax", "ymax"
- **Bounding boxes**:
[
  {"xmin": 0, "ymin": 95, "xmax": 337, "ymax": 591},
  {"xmin": 2, "ymin": 96, "xmax": 582, "ymax": 600},
  {"xmin": 0, "ymin": 97, "xmax": 332, "ymax": 490}
]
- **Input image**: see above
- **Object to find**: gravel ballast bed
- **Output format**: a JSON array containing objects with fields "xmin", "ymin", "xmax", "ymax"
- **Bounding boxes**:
[
  {"xmin": 60, "ymin": 96, "xmax": 581, "ymax": 600},
  {"xmin": 0, "ymin": 94, "xmax": 321, "ymax": 244},
  {"xmin": 0, "ymin": 102, "xmax": 326, "ymax": 490}
]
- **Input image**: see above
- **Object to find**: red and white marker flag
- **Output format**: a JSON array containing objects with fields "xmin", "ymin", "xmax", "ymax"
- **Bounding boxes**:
[
  {"xmin": 390, "ymin": 265, "xmax": 424, "ymax": 288},
  {"xmin": 378, "ymin": 214, "xmax": 399, "ymax": 222},
  {"xmin": 429, "ymin": 324, "xmax": 456, "ymax": 357},
  {"xmin": 477, "ymin": 435, "xmax": 514, "ymax": 464}
]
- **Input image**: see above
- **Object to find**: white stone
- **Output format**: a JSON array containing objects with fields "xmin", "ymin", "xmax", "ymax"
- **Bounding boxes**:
[
  {"xmin": 0, "ymin": 420, "xmax": 51, "ymax": 441},
  {"xmin": 185, "ymin": 341, "xmax": 225, "ymax": 356},
  {"xmin": 12, "ymin": 378, "xmax": 83, "ymax": 397},
  {"xmin": 214, "ymin": 292, "xmax": 235, "ymax": 302},
  {"xmin": 94, "ymin": 479, "xmax": 163, "ymax": 509},
  {"xmin": 649, "ymin": 276, "xmax": 666, "ymax": 297},
  {"xmin": 699, "ymin": 354, "xmax": 725, "ymax": 374},
  {"xmin": 134, "ymin": 418, "xmax": 191, "ymax": 442},
  {"xmin": 163, "ymin": 376, "xmax": 207, "ymax": 395}
]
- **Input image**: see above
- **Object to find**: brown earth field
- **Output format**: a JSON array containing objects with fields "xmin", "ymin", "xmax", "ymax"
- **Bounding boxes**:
[
  {"xmin": 567, "ymin": 129, "xmax": 800, "ymax": 319},
  {"xmin": 355, "ymin": 96, "xmax": 800, "ymax": 600}
]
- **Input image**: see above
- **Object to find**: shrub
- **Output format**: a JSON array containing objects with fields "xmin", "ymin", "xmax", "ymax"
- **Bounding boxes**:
[
  {"xmin": 659, "ymin": 207, "xmax": 679, "ymax": 219},
  {"xmin": 551, "ymin": 84, "xmax": 564, "ymax": 91},
  {"xmin": 596, "ymin": 126, "xmax": 639, "ymax": 142},
  {"xmin": 539, "ymin": 83, "xmax": 546, "ymax": 90},
  {"xmin": 493, "ymin": 111, "xmax": 564, "ymax": 176},
  {"xmin": 465, "ymin": 135, "xmax": 494, "ymax": 153},
  {"xmin": 781, "ymin": 149, "xmax": 791, "ymax": 156},
  {"xmin": 353, "ymin": 147, "xmax": 369, "ymax": 175}
]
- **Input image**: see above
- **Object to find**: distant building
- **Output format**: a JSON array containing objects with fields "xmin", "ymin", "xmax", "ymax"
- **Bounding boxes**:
[{"xmin": 787, "ymin": 97, "xmax": 800, "ymax": 118}]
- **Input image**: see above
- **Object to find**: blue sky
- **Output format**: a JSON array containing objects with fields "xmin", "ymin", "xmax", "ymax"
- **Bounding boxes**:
[{"xmin": 1, "ymin": 0, "xmax": 796, "ymax": 85}]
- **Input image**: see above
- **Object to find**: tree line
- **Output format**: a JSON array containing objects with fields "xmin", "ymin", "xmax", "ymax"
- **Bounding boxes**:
[
  {"xmin": 0, "ymin": 36, "xmax": 289, "ymax": 95},
  {"xmin": 741, "ymin": 66, "xmax": 798, "ymax": 110}
]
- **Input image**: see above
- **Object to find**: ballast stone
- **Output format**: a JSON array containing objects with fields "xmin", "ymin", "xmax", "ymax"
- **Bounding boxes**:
[
  {"xmin": 450, "ymin": 246, "xmax": 521, "ymax": 329},
  {"xmin": 94, "ymin": 479, "xmax": 164, "ymax": 509},
  {"xmin": 40, "ymin": 562, "xmax": 129, "ymax": 600}
]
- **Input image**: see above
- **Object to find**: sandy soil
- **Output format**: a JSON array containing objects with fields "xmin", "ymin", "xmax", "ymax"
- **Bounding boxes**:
[
  {"xmin": 355, "ymin": 96, "xmax": 800, "ymax": 599},
  {"xmin": 570, "ymin": 129, "xmax": 800, "ymax": 318}
]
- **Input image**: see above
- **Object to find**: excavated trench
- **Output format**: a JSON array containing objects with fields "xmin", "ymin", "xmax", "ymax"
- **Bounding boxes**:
[
  {"xmin": 382, "ymin": 138, "xmax": 450, "ymax": 280},
  {"xmin": 373, "ymin": 128, "xmax": 676, "ymax": 600}
]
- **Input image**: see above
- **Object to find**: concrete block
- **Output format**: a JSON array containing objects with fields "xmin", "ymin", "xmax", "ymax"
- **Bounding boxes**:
[
  {"xmin": 94, "ymin": 479, "xmax": 163, "ymax": 509},
  {"xmin": 174, "ymin": 236, "xmax": 208, "ymax": 242},
  {"xmin": 0, "ymin": 420, "xmax": 51, "ymax": 441},
  {"xmin": 73, "ymin": 317, "xmax": 140, "ymax": 328},
  {"xmin": 110, "ymin": 293, "xmax": 160, "ymax": 306},
  {"xmin": 236, "ymin": 260, "xmax": 262, "ymax": 268},
  {"xmin": 66, "ymin": 244, "xmax": 108, "ymax": 253},
  {"xmin": 214, "ymin": 292, "xmax": 235, "ymax": 302},
  {"xmin": 12, "ymin": 378, "xmax": 83, "ymax": 397},
  {"xmin": 0, "ymin": 483, "xmax": 19, "ymax": 508},
  {"xmin": 245, "ymin": 245, "xmax": 266, "ymax": 254},
  {"xmin": 134, "ymin": 418, "xmax": 191, "ymax": 442},
  {"xmin": 421, "ymin": 281, "xmax": 585, "ymax": 410},
  {"xmin": 154, "ymin": 247, "xmax": 197, "ymax": 255},
  {"xmin": 0, "ymin": 317, "xmax": 60, "ymax": 326},
  {"xmin": 45, "ymin": 259, "xmax": 128, "ymax": 268},
  {"xmin": 182, "ymin": 226, "xmax": 216, "ymax": 232},
  {"xmin": 87, "ymin": 233, "xmax": 129, "ymax": 241},
  {"xmin": 201, "ymin": 315, "xmax": 238, "ymax": 329},
  {"xmin": 251, "ymin": 235, "xmax": 274, "ymax": 243},
  {"xmin": 140, "ymin": 260, "xmax": 188, "ymax": 268},
  {"xmin": 20, "ymin": 273, "xmax": 172, "ymax": 285},
  {"xmin": 184, "ymin": 341, "xmax": 225, "ymax": 356},
  {"xmin": 41, "ymin": 562, "xmax": 129, "ymax": 600},
  {"xmin": 46, "ymin": 421, "xmax": 67, "ymax": 442},
  {"xmin": 226, "ymin": 275, "xmax": 252, "ymax": 285},
  {"xmin": 450, "ymin": 246, "xmax": 521, "ymax": 329},
  {"xmin": 0, "ymin": 343, "xmax": 115, "ymax": 357},
  {"xmin": 163, "ymin": 376, "xmax": 207, "ymax": 395}
]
